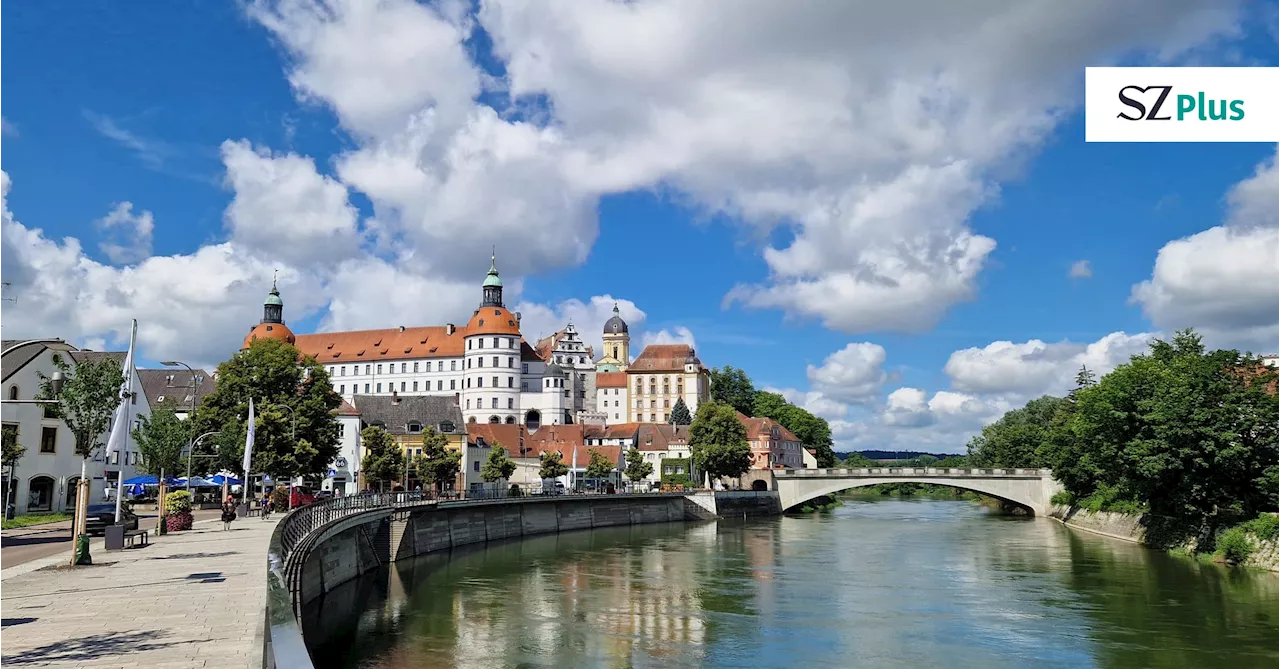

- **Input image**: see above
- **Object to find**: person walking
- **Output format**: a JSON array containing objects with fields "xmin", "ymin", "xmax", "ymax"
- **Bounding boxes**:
[{"xmin": 221, "ymin": 498, "xmax": 237, "ymax": 531}]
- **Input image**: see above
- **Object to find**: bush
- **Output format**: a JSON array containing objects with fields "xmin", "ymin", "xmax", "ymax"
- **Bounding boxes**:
[
  {"xmin": 164, "ymin": 490, "xmax": 192, "ymax": 515},
  {"xmin": 165, "ymin": 512, "xmax": 193, "ymax": 532},
  {"xmin": 1050, "ymin": 490, "xmax": 1075, "ymax": 507},
  {"xmin": 270, "ymin": 487, "xmax": 290, "ymax": 511},
  {"xmin": 508, "ymin": 484, "xmax": 523, "ymax": 498},
  {"xmin": 1242, "ymin": 513, "xmax": 1279, "ymax": 542},
  {"xmin": 1077, "ymin": 485, "xmax": 1146, "ymax": 515},
  {"xmin": 1216, "ymin": 527, "xmax": 1254, "ymax": 564}
]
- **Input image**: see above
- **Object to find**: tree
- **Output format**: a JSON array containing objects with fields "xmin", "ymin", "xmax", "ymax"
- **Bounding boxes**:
[
  {"xmin": 753, "ymin": 391, "xmax": 836, "ymax": 467},
  {"xmin": 481, "ymin": 443, "xmax": 517, "ymax": 483},
  {"xmin": 585, "ymin": 448, "xmax": 615, "ymax": 481},
  {"xmin": 193, "ymin": 338, "xmax": 341, "ymax": 481},
  {"xmin": 710, "ymin": 366, "xmax": 756, "ymax": 416},
  {"xmin": 132, "ymin": 407, "xmax": 190, "ymax": 476},
  {"xmin": 2, "ymin": 424, "xmax": 24, "ymax": 472},
  {"xmin": 841, "ymin": 452, "xmax": 874, "ymax": 468},
  {"xmin": 360, "ymin": 426, "xmax": 403, "ymax": 491},
  {"xmin": 38, "ymin": 355, "xmax": 124, "ymax": 463},
  {"xmin": 624, "ymin": 446, "xmax": 654, "ymax": 483},
  {"xmin": 965, "ymin": 395, "xmax": 1068, "ymax": 468},
  {"xmin": 539, "ymin": 450, "xmax": 568, "ymax": 480},
  {"xmin": 417, "ymin": 427, "xmax": 461, "ymax": 491},
  {"xmin": 669, "ymin": 398, "xmax": 693, "ymax": 425},
  {"xmin": 689, "ymin": 401, "xmax": 752, "ymax": 480}
]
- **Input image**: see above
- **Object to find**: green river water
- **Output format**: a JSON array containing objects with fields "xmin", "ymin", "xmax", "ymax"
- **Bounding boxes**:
[{"xmin": 303, "ymin": 498, "xmax": 1278, "ymax": 668}]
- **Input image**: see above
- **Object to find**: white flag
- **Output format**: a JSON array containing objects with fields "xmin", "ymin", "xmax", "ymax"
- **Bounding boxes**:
[
  {"xmin": 103, "ymin": 319, "xmax": 137, "ymax": 460},
  {"xmin": 243, "ymin": 397, "xmax": 256, "ymax": 476}
]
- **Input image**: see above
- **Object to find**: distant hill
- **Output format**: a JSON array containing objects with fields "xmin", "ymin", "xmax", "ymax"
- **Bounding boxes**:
[{"xmin": 836, "ymin": 450, "xmax": 957, "ymax": 462}]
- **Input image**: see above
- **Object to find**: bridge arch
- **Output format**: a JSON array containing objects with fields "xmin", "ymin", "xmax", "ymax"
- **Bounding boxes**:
[{"xmin": 774, "ymin": 469, "xmax": 1061, "ymax": 517}]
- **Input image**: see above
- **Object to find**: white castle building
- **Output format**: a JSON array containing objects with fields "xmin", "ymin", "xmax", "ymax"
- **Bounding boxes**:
[{"xmin": 242, "ymin": 256, "xmax": 591, "ymax": 430}]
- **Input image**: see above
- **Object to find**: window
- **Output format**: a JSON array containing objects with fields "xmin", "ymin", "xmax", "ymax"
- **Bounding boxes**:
[
  {"xmin": 450, "ymin": 380, "xmax": 456, "ymax": 390},
  {"xmin": 437, "ymin": 380, "xmax": 443, "ymax": 391},
  {"xmin": 414, "ymin": 362, "xmax": 419, "ymax": 373},
  {"xmin": 492, "ymin": 376, "xmax": 498, "ymax": 388},
  {"xmin": 451, "ymin": 360, "xmax": 457, "ymax": 371},
  {"xmin": 477, "ymin": 357, "xmax": 483, "ymax": 368},
  {"xmin": 522, "ymin": 363, "xmax": 529, "ymax": 373},
  {"xmin": 43, "ymin": 401, "xmax": 57, "ymax": 419},
  {"xmin": 522, "ymin": 382, "xmax": 529, "ymax": 391},
  {"xmin": 364, "ymin": 384, "xmax": 370, "ymax": 393},
  {"xmin": 40, "ymin": 426, "xmax": 57, "ymax": 453},
  {"xmin": 473, "ymin": 460, "xmax": 481, "ymax": 472},
  {"xmin": 466, "ymin": 399, "xmax": 471, "ymax": 409},
  {"xmin": 401, "ymin": 363, "xmax": 407, "ymax": 373},
  {"xmin": 664, "ymin": 399, "xmax": 670, "ymax": 407},
  {"xmin": 650, "ymin": 414, "xmax": 656, "ymax": 422},
  {"xmin": 492, "ymin": 356, "xmax": 499, "ymax": 368},
  {"xmin": 508, "ymin": 398, "xmax": 514, "ymax": 409},
  {"xmin": 376, "ymin": 383, "xmax": 383, "ymax": 393},
  {"xmin": 401, "ymin": 382, "xmax": 406, "ymax": 391},
  {"xmin": 508, "ymin": 357, "xmax": 514, "ymax": 368},
  {"xmin": 613, "ymin": 389, "xmax": 619, "ymax": 395},
  {"xmin": 477, "ymin": 377, "xmax": 483, "ymax": 388},
  {"xmin": 439, "ymin": 420, "xmax": 455, "ymax": 433},
  {"xmin": 340, "ymin": 384, "xmax": 345, "ymax": 394},
  {"xmin": 556, "ymin": 355, "xmax": 563, "ymax": 364},
  {"xmin": 407, "ymin": 422, "xmax": 423, "ymax": 434},
  {"xmin": 466, "ymin": 358, "xmax": 472, "ymax": 369},
  {"xmin": 365, "ymin": 365, "xmax": 371, "ymax": 374},
  {"xmin": 413, "ymin": 381, "xmax": 419, "ymax": 391},
  {"xmin": 377, "ymin": 364, "xmax": 383, "ymax": 374},
  {"xmin": 340, "ymin": 366, "xmax": 346, "ymax": 376},
  {"xmin": 491, "ymin": 397, "xmax": 498, "ymax": 409}
]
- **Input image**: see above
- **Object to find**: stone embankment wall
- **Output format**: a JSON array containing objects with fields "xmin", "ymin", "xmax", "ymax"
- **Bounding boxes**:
[
  {"xmin": 1050, "ymin": 505, "xmax": 1279, "ymax": 572},
  {"xmin": 1049, "ymin": 505, "xmax": 1147, "ymax": 542},
  {"xmin": 298, "ymin": 493, "xmax": 780, "ymax": 605}
]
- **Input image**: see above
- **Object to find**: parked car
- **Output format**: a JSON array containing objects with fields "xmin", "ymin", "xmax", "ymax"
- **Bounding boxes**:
[
  {"xmin": 84, "ymin": 504, "xmax": 139, "ymax": 535},
  {"xmin": 314, "ymin": 490, "xmax": 333, "ymax": 501},
  {"xmin": 288, "ymin": 486, "xmax": 315, "ymax": 507}
]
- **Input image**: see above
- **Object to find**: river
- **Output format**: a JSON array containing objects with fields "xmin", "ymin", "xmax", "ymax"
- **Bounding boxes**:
[{"xmin": 302, "ymin": 498, "xmax": 1279, "ymax": 668}]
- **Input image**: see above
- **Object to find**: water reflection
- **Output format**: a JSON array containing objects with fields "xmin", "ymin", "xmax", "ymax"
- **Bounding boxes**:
[{"xmin": 304, "ymin": 500, "xmax": 1278, "ymax": 669}]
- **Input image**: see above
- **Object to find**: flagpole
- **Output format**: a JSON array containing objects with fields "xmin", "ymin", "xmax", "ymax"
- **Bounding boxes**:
[{"xmin": 114, "ymin": 319, "xmax": 137, "ymax": 524}]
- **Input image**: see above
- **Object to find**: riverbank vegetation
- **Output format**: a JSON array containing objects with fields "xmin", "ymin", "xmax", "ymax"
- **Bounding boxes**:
[{"xmin": 967, "ymin": 329, "xmax": 1278, "ymax": 563}]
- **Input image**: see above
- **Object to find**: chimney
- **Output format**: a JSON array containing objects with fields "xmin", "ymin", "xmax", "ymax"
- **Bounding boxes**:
[
  {"xmin": 398, "ymin": 325, "xmax": 405, "ymax": 332},
  {"xmin": 446, "ymin": 324, "xmax": 456, "ymax": 335}
]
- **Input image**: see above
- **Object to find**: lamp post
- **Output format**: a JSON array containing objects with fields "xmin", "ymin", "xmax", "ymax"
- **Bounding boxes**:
[
  {"xmin": 161, "ymin": 361, "xmax": 198, "ymax": 535},
  {"xmin": 186, "ymin": 431, "xmax": 221, "ymax": 508}
]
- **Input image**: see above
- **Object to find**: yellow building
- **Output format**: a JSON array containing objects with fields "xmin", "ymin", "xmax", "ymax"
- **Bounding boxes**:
[
  {"xmin": 347, "ymin": 393, "xmax": 467, "ymax": 489},
  {"xmin": 595, "ymin": 303, "xmax": 631, "ymax": 372},
  {"xmin": 626, "ymin": 345, "xmax": 711, "ymax": 423}
]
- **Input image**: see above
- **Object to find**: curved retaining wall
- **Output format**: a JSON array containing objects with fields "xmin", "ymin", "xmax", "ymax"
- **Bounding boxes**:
[{"xmin": 297, "ymin": 494, "xmax": 717, "ymax": 607}]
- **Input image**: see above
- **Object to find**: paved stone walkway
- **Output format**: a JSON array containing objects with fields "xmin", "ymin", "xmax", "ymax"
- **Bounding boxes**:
[{"xmin": 1, "ymin": 515, "xmax": 278, "ymax": 669}]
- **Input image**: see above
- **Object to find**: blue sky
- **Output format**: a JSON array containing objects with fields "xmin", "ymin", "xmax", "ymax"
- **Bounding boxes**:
[{"xmin": 3, "ymin": 1, "xmax": 1276, "ymax": 452}]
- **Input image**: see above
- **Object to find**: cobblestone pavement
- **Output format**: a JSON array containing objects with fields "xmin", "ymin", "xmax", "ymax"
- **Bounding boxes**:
[{"xmin": 1, "ymin": 515, "xmax": 279, "ymax": 669}]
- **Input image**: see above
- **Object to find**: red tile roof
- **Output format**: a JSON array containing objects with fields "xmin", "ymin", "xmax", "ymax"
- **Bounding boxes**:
[
  {"xmin": 628, "ymin": 344, "xmax": 702, "ymax": 372},
  {"xmin": 334, "ymin": 399, "xmax": 360, "ymax": 416},
  {"xmin": 637, "ymin": 424, "xmax": 690, "ymax": 451},
  {"xmin": 466, "ymin": 423, "xmax": 530, "ymax": 457},
  {"xmin": 596, "ymin": 371, "xmax": 627, "ymax": 388},
  {"xmin": 467, "ymin": 306, "xmax": 523, "ymax": 336},
  {"xmin": 292, "ymin": 324, "xmax": 539, "ymax": 364},
  {"xmin": 602, "ymin": 423, "xmax": 642, "ymax": 440}
]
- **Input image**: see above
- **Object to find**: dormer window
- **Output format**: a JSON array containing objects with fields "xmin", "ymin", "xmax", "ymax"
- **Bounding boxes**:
[
  {"xmin": 439, "ymin": 420, "xmax": 456, "ymax": 433},
  {"xmin": 407, "ymin": 421, "xmax": 423, "ymax": 434}
]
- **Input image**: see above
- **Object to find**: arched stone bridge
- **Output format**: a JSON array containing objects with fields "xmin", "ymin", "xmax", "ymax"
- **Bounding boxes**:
[{"xmin": 773, "ymin": 467, "xmax": 1063, "ymax": 516}]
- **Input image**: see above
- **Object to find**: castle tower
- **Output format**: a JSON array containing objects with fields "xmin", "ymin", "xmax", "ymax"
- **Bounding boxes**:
[
  {"xmin": 597, "ymin": 303, "xmax": 630, "ymax": 372},
  {"xmin": 242, "ymin": 272, "xmax": 296, "ymax": 349},
  {"xmin": 463, "ymin": 254, "xmax": 522, "ymax": 425}
]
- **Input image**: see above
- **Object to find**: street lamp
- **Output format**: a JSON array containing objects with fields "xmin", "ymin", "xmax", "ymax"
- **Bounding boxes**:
[{"xmin": 186, "ymin": 431, "xmax": 222, "ymax": 496}]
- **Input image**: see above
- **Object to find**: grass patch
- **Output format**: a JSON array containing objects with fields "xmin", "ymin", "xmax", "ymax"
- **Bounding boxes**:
[{"xmin": 1, "ymin": 511, "xmax": 74, "ymax": 530}]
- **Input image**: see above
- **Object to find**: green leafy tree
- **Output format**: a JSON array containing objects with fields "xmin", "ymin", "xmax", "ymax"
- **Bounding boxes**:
[
  {"xmin": 624, "ymin": 446, "xmax": 654, "ymax": 483},
  {"xmin": 193, "ymin": 338, "xmax": 341, "ymax": 481},
  {"xmin": 2, "ymin": 424, "xmax": 24, "ymax": 473},
  {"xmin": 418, "ymin": 427, "xmax": 461, "ymax": 491},
  {"xmin": 360, "ymin": 426, "xmax": 404, "ymax": 491},
  {"xmin": 689, "ymin": 401, "xmax": 752, "ymax": 481},
  {"xmin": 753, "ymin": 391, "xmax": 836, "ymax": 467},
  {"xmin": 132, "ymin": 407, "xmax": 190, "ymax": 476},
  {"xmin": 840, "ymin": 452, "xmax": 874, "ymax": 468},
  {"xmin": 585, "ymin": 448, "xmax": 615, "ymax": 481},
  {"xmin": 669, "ymin": 398, "xmax": 693, "ymax": 425},
  {"xmin": 481, "ymin": 443, "xmax": 517, "ymax": 482},
  {"xmin": 539, "ymin": 450, "xmax": 569, "ymax": 480},
  {"xmin": 965, "ymin": 395, "xmax": 1068, "ymax": 468},
  {"xmin": 38, "ymin": 356, "xmax": 125, "ymax": 505},
  {"xmin": 710, "ymin": 366, "xmax": 757, "ymax": 416}
]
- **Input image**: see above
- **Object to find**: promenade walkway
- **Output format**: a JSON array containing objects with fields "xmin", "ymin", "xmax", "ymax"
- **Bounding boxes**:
[{"xmin": 1, "ymin": 515, "xmax": 276, "ymax": 669}]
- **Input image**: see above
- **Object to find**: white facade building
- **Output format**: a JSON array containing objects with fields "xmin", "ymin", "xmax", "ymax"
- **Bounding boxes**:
[{"xmin": 2, "ymin": 341, "xmax": 150, "ymax": 514}]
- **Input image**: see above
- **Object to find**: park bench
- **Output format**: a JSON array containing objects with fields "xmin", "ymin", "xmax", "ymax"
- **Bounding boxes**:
[{"xmin": 124, "ymin": 529, "xmax": 149, "ymax": 548}]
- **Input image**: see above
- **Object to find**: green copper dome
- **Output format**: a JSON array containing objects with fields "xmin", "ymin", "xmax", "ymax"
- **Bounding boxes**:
[
  {"xmin": 264, "ymin": 290, "xmax": 283, "ymax": 307},
  {"xmin": 483, "ymin": 254, "xmax": 503, "ymax": 287}
]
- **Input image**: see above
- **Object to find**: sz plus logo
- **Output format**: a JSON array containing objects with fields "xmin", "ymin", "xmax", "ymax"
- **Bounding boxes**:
[
  {"xmin": 1115, "ymin": 85, "xmax": 1244, "ymax": 122},
  {"xmin": 1085, "ymin": 67, "xmax": 1279, "ymax": 142}
]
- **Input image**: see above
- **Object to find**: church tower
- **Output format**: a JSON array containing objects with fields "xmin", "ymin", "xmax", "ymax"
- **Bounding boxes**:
[
  {"xmin": 597, "ymin": 303, "xmax": 630, "ymax": 372},
  {"xmin": 242, "ymin": 272, "xmax": 296, "ymax": 349}
]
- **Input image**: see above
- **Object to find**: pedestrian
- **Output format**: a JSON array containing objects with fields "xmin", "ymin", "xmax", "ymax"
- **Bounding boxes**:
[
  {"xmin": 260, "ymin": 493, "xmax": 271, "ymax": 520},
  {"xmin": 221, "ymin": 498, "xmax": 237, "ymax": 531}
]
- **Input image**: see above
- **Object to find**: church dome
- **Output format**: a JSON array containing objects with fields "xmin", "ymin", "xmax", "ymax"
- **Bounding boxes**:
[
  {"xmin": 242, "ymin": 322, "xmax": 296, "ymax": 349},
  {"xmin": 466, "ymin": 306, "xmax": 522, "ymax": 336},
  {"xmin": 603, "ymin": 303, "xmax": 628, "ymax": 334}
]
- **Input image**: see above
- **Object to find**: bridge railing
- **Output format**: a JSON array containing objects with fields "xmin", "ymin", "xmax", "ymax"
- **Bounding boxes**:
[{"xmin": 777, "ymin": 467, "xmax": 1053, "ymax": 477}]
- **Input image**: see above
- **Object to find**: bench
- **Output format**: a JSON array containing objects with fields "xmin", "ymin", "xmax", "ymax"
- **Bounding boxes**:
[{"xmin": 124, "ymin": 529, "xmax": 149, "ymax": 548}]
